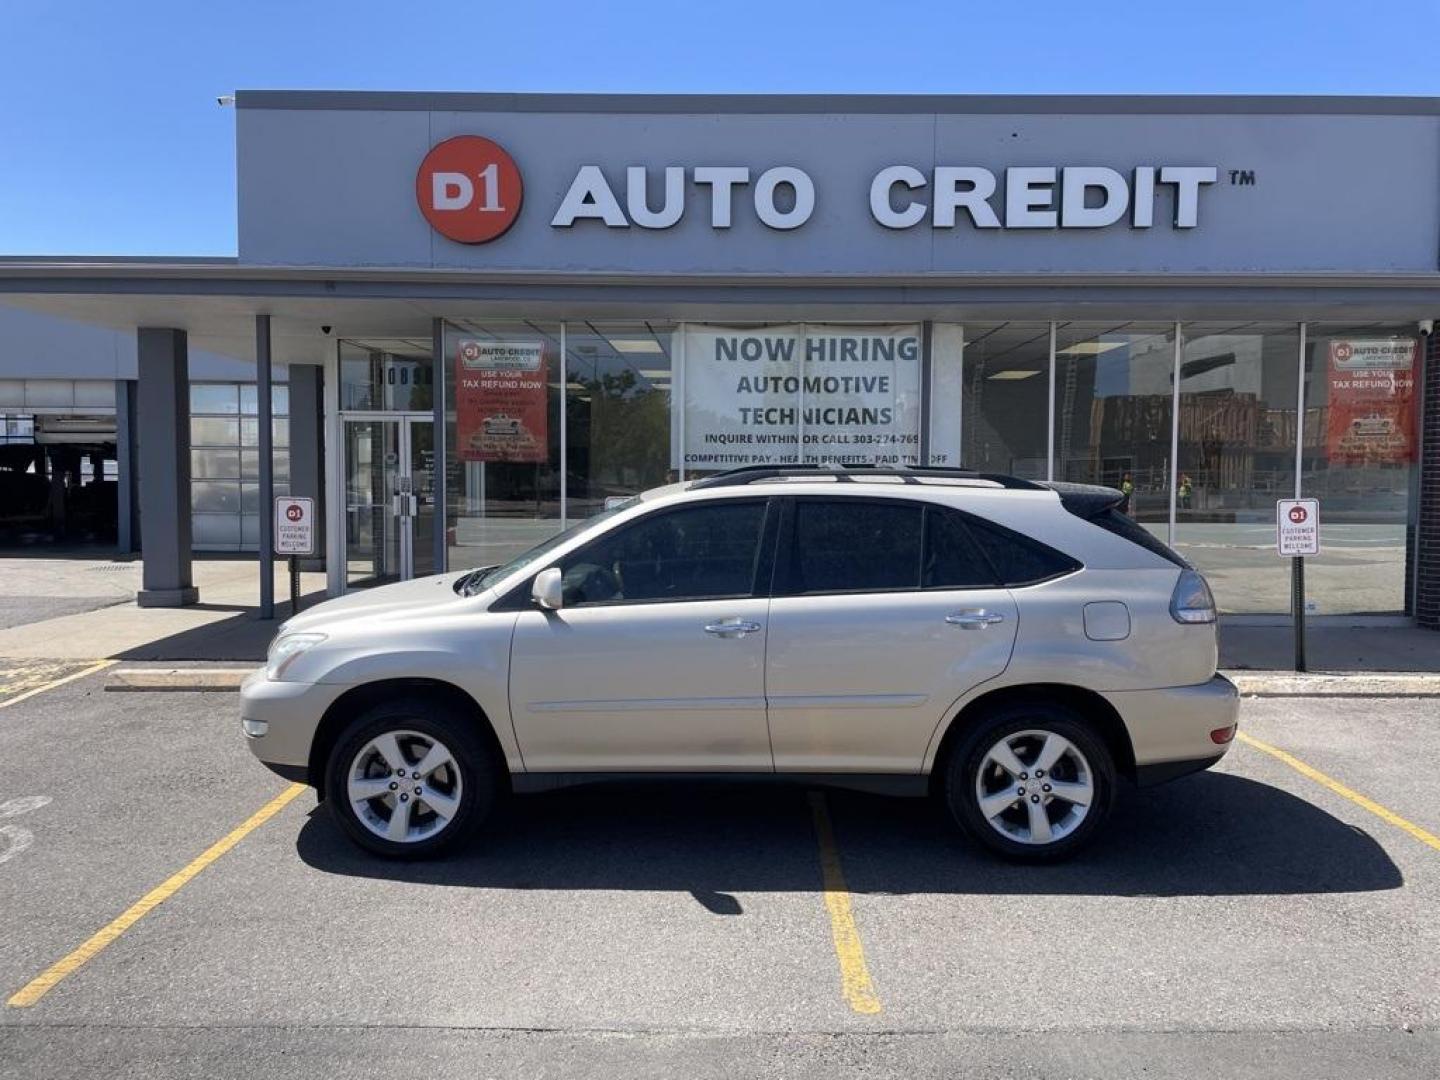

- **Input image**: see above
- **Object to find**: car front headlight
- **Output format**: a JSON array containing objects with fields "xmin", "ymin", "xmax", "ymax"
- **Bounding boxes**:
[{"xmin": 266, "ymin": 632, "xmax": 327, "ymax": 681}]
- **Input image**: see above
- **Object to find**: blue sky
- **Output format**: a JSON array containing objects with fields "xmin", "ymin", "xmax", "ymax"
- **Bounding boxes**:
[{"xmin": 2, "ymin": 0, "xmax": 1437, "ymax": 256}]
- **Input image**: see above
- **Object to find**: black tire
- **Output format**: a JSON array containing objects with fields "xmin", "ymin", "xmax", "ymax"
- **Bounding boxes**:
[
  {"xmin": 324, "ymin": 695, "xmax": 498, "ymax": 859},
  {"xmin": 944, "ymin": 701, "xmax": 1116, "ymax": 863}
]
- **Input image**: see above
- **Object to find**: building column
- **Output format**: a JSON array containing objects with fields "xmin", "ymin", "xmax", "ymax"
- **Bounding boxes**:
[
  {"xmin": 135, "ymin": 328, "xmax": 198, "ymax": 607},
  {"xmin": 256, "ymin": 315, "xmax": 275, "ymax": 619},
  {"xmin": 1416, "ymin": 329, "xmax": 1440, "ymax": 629},
  {"xmin": 288, "ymin": 363, "xmax": 326, "ymax": 572},
  {"xmin": 115, "ymin": 379, "xmax": 139, "ymax": 553}
]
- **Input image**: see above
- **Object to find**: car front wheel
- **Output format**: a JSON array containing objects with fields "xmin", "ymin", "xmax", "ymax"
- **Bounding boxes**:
[
  {"xmin": 325, "ymin": 697, "xmax": 496, "ymax": 858},
  {"xmin": 945, "ymin": 704, "xmax": 1115, "ymax": 862}
]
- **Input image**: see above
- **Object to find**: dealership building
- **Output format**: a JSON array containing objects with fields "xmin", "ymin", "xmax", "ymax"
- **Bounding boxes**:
[{"xmin": 0, "ymin": 92, "xmax": 1437, "ymax": 626}]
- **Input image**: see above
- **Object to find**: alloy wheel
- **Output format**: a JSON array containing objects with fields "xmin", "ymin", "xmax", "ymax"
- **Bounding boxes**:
[
  {"xmin": 973, "ymin": 727, "xmax": 1095, "ymax": 845},
  {"xmin": 346, "ymin": 729, "xmax": 464, "ymax": 844}
]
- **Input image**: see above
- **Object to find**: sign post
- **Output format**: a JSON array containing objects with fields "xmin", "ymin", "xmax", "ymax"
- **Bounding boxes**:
[
  {"xmin": 1276, "ymin": 498, "xmax": 1320, "ymax": 673},
  {"xmin": 274, "ymin": 497, "xmax": 316, "ymax": 614}
]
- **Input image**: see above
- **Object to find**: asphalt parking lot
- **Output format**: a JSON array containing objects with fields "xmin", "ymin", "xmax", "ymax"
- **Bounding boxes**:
[{"xmin": 0, "ymin": 665, "xmax": 1437, "ymax": 1078}]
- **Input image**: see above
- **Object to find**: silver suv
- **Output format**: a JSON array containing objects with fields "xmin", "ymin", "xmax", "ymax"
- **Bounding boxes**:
[{"xmin": 242, "ymin": 464, "xmax": 1237, "ymax": 862}]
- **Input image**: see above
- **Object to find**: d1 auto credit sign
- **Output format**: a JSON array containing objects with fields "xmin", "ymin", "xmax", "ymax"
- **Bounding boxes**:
[
  {"xmin": 415, "ymin": 136, "xmax": 523, "ymax": 244},
  {"xmin": 455, "ymin": 340, "xmax": 548, "ymax": 463},
  {"xmin": 1276, "ymin": 499, "xmax": 1319, "ymax": 557},
  {"xmin": 275, "ymin": 496, "xmax": 315, "ymax": 556}
]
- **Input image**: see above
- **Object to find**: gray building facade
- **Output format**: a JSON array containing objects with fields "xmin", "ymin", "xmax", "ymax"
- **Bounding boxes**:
[{"xmin": 1, "ymin": 92, "xmax": 1437, "ymax": 624}]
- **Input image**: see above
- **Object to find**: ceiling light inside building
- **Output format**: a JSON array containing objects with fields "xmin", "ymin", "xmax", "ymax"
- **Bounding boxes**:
[
  {"xmin": 987, "ymin": 369, "xmax": 1042, "ymax": 380},
  {"xmin": 636, "ymin": 369, "xmax": 671, "ymax": 378},
  {"xmin": 611, "ymin": 339, "xmax": 664, "ymax": 353},
  {"xmin": 1057, "ymin": 340, "xmax": 1128, "ymax": 356}
]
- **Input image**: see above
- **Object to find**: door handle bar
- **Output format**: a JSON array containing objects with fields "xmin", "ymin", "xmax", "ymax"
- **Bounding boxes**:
[
  {"xmin": 945, "ymin": 611, "xmax": 1005, "ymax": 629},
  {"xmin": 704, "ymin": 621, "xmax": 762, "ymax": 637}
]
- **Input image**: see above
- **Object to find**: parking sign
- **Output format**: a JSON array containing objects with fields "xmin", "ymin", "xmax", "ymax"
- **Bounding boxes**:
[
  {"xmin": 275, "ymin": 496, "xmax": 315, "ymax": 556},
  {"xmin": 1276, "ymin": 498, "xmax": 1319, "ymax": 557}
]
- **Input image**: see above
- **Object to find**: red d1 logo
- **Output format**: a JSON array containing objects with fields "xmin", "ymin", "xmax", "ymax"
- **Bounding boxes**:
[{"xmin": 415, "ymin": 136, "xmax": 523, "ymax": 244}]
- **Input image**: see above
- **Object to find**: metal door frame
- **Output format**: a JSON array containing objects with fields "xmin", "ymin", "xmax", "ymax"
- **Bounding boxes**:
[{"xmin": 337, "ymin": 410, "xmax": 433, "ymax": 593}]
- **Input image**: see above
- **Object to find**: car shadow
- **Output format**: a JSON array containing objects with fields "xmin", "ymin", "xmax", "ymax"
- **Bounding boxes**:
[{"xmin": 295, "ymin": 770, "xmax": 1402, "ymax": 899}]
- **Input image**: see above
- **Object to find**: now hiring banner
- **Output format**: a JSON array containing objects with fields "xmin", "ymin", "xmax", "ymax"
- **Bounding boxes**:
[{"xmin": 677, "ymin": 324, "xmax": 923, "ymax": 470}]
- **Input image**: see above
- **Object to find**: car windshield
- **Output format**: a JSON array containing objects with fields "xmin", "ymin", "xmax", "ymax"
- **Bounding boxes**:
[{"xmin": 455, "ymin": 497, "xmax": 641, "ymax": 597}]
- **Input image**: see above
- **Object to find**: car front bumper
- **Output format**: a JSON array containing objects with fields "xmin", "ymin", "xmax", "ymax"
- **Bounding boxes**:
[
  {"xmin": 1103, "ymin": 673, "xmax": 1240, "ymax": 786},
  {"xmin": 239, "ymin": 668, "xmax": 346, "ymax": 785}
]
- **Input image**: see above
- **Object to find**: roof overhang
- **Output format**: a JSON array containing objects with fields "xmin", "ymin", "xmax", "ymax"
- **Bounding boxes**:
[{"xmin": 4, "ymin": 259, "xmax": 1440, "ymax": 366}]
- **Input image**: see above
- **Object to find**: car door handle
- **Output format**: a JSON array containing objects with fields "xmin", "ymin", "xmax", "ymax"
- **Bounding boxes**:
[
  {"xmin": 945, "ymin": 610, "xmax": 1006, "ymax": 629},
  {"xmin": 704, "ymin": 620, "xmax": 762, "ymax": 638}
]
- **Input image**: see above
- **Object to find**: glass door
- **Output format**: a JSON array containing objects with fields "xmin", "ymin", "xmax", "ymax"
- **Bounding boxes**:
[
  {"xmin": 344, "ymin": 419, "xmax": 403, "ymax": 589},
  {"xmin": 343, "ymin": 415, "xmax": 436, "ymax": 588}
]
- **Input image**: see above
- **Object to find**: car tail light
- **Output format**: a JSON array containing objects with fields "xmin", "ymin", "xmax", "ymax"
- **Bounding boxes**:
[
  {"xmin": 1210, "ymin": 724, "xmax": 1237, "ymax": 745},
  {"xmin": 1169, "ymin": 569, "xmax": 1217, "ymax": 625}
]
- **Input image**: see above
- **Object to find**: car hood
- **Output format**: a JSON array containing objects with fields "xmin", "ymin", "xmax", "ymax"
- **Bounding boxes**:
[{"xmin": 277, "ymin": 572, "xmax": 479, "ymax": 634}]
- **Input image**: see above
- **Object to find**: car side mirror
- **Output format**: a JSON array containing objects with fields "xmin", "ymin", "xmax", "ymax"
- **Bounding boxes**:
[{"xmin": 532, "ymin": 567, "xmax": 564, "ymax": 610}]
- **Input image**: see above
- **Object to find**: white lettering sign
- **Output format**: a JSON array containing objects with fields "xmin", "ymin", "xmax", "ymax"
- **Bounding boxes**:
[{"xmin": 552, "ymin": 163, "xmax": 1218, "ymax": 232}]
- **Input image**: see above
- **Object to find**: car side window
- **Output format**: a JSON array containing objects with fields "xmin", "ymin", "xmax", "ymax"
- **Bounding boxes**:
[
  {"xmin": 923, "ymin": 508, "xmax": 1001, "ymax": 589},
  {"xmin": 557, "ymin": 501, "xmax": 767, "ymax": 606},
  {"xmin": 965, "ymin": 517, "xmax": 1081, "ymax": 586},
  {"xmin": 790, "ymin": 500, "xmax": 923, "ymax": 594}
]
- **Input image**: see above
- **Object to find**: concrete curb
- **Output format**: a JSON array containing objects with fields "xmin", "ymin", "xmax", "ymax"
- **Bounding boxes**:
[
  {"xmin": 1226, "ymin": 671, "xmax": 1440, "ymax": 697},
  {"xmin": 105, "ymin": 668, "xmax": 255, "ymax": 692}
]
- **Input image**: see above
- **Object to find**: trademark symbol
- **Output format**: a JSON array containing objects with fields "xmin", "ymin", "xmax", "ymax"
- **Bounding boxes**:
[{"xmin": 1229, "ymin": 169, "xmax": 1256, "ymax": 186}]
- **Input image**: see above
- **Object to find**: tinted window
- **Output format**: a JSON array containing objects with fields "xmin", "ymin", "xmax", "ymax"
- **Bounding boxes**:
[
  {"xmin": 967, "ymin": 519, "xmax": 1080, "ymax": 586},
  {"xmin": 923, "ymin": 509, "xmax": 1000, "ymax": 589},
  {"xmin": 1087, "ymin": 507, "xmax": 1190, "ymax": 569},
  {"xmin": 558, "ymin": 502, "xmax": 766, "ymax": 606},
  {"xmin": 792, "ymin": 501, "xmax": 922, "ymax": 593}
]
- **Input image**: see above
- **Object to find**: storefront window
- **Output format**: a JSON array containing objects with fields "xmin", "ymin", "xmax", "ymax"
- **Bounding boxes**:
[
  {"xmin": 1053, "ymin": 323, "xmax": 1177, "ymax": 532},
  {"xmin": 443, "ymin": 320, "xmax": 563, "ymax": 569},
  {"xmin": 1301, "ymin": 325, "xmax": 1420, "ymax": 615},
  {"xmin": 339, "ymin": 340, "xmax": 434, "ymax": 412},
  {"xmin": 1173, "ymin": 323, "xmax": 1300, "ymax": 614},
  {"xmin": 564, "ymin": 321, "xmax": 675, "ymax": 518},
  {"xmin": 677, "ymin": 323, "xmax": 923, "ymax": 472},
  {"xmin": 956, "ymin": 323, "xmax": 1051, "ymax": 477},
  {"xmin": 190, "ymin": 380, "xmax": 289, "ymax": 551}
]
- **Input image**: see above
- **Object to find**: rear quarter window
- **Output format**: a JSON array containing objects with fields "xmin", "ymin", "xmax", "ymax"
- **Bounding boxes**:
[
  {"xmin": 1085, "ymin": 508, "xmax": 1191, "ymax": 569},
  {"xmin": 965, "ymin": 517, "xmax": 1081, "ymax": 587}
]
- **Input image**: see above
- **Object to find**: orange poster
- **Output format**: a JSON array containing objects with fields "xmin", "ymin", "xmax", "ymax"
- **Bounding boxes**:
[
  {"xmin": 455, "ymin": 339, "xmax": 549, "ymax": 463},
  {"xmin": 1325, "ymin": 339, "xmax": 1418, "ymax": 465}
]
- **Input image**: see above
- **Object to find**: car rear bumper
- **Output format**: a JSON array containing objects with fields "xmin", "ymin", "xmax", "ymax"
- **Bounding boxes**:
[
  {"xmin": 1103, "ymin": 673, "xmax": 1239, "ymax": 782},
  {"xmin": 240, "ymin": 668, "xmax": 344, "ymax": 783}
]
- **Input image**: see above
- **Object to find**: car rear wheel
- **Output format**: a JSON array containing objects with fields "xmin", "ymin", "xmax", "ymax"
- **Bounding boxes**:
[
  {"xmin": 945, "ymin": 703, "xmax": 1115, "ymax": 862},
  {"xmin": 325, "ymin": 697, "xmax": 497, "ymax": 859}
]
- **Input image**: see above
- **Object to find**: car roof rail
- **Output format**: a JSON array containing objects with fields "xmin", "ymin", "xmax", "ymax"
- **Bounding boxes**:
[{"xmin": 688, "ymin": 463, "xmax": 1043, "ymax": 490}]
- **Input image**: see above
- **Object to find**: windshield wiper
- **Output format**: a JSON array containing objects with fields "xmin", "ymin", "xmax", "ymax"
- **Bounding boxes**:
[{"xmin": 454, "ymin": 566, "xmax": 499, "ymax": 597}]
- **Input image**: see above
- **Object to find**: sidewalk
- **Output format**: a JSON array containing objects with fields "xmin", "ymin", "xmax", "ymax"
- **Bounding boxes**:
[
  {"xmin": 1219, "ymin": 623, "xmax": 1440, "ymax": 674},
  {"xmin": 0, "ymin": 555, "xmax": 325, "ymax": 662}
]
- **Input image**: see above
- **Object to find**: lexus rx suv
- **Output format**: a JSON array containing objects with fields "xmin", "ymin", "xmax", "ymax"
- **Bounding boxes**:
[{"xmin": 241, "ymin": 464, "xmax": 1237, "ymax": 862}]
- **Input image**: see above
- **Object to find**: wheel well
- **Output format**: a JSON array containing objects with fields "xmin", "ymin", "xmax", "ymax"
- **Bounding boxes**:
[
  {"xmin": 308, "ymin": 678, "xmax": 508, "ymax": 801},
  {"xmin": 928, "ymin": 683, "xmax": 1137, "ymax": 793}
]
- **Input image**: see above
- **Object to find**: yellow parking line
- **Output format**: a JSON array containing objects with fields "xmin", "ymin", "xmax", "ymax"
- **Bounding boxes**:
[
  {"xmin": 0, "ymin": 660, "xmax": 116, "ymax": 710},
  {"xmin": 807, "ymin": 791, "xmax": 882, "ymax": 1015},
  {"xmin": 1238, "ymin": 732, "xmax": 1440, "ymax": 854},
  {"xmin": 6, "ymin": 782, "xmax": 306, "ymax": 1008}
]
